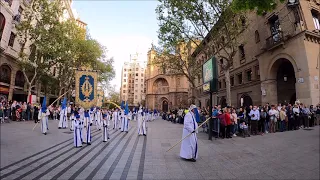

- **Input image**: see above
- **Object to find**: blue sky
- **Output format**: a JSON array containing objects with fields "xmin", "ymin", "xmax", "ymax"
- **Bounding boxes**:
[{"xmin": 72, "ymin": 1, "xmax": 159, "ymax": 91}]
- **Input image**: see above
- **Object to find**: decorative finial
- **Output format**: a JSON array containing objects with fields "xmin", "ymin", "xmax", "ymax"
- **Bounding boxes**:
[{"xmin": 151, "ymin": 41, "xmax": 155, "ymax": 50}]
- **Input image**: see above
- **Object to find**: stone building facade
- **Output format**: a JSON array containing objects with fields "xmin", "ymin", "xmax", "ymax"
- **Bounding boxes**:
[
  {"xmin": 145, "ymin": 45, "xmax": 192, "ymax": 112},
  {"xmin": 191, "ymin": 0, "xmax": 320, "ymax": 108},
  {"xmin": 0, "ymin": 0, "xmax": 86, "ymax": 103}
]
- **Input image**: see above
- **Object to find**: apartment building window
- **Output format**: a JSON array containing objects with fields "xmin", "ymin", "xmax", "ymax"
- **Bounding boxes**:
[
  {"xmin": 312, "ymin": 10, "xmax": 320, "ymax": 30},
  {"xmin": 124, "ymin": 74, "xmax": 127, "ymax": 77},
  {"xmin": 123, "ymin": 90, "xmax": 126, "ymax": 93},
  {"xmin": 124, "ymin": 68, "xmax": 127, "ymax": 72},
  {"xmin": 141, "ymin": 84, "xmax": 143, "ymax": 88},
  {"xmin": 141, "ymin": 90, "xmax": 144, "ymax": 93},
  {"xmin": 136, "ymin": 68, "xmax": 139, "ymax": 71},
  {"xmin": 255, "ymin": 66, "xmax": 260, "ymax": 80},
  {"xmin": 123, "ymin": 85, "xmax": 126, "ymax": 88},
  {"xmin": 124, "ymin": 79, "xmax": 126, "ymax": 82},
  {"xmin": 141, "ymin": 79, "xmax": 143, "ymax": 82},
  {"xmin": 8, "ymin": 32, "xmax": 16, "ymax": 47},
  {"xmin": 230, "ymin": 76, "xmax": 234, "ymax": 86},
  {"xmin": 269, "ymin": 15, "xmax": 281, "ymax": 42},
  {"xmin": 237, "ymin": 73, "xmax": 243, "ymax": 84},
  {"xmin": 129, "ymin": 69, "xmax": 131, "ymax": 71},
  {"xmin": 141, "ymin": 73, "xmax": 143, "ymax": 77},
  {"xmin": 135, "ymin": 95, "xmax": 137, "ymax": 99},
  {"xmin": 255, "ymin": 30, "xmax": 260, "ymax": 43},
  {"xmin": 129, "ymin": 79, "xmax": 131, "ymax": 83},
  {"xmin": 0, "ymin": 13, "xmax": 5, "ymax": 40},
  {"xmin": 238, "ymin": 44, "xmax": 245, "ymax": 59},
  {"xmin": 246, "ymin": 69, "xmax": 252, "ymax": 81},
  {"xmin": 135, "ymin": 90, "xmax": 138, "ymax": 93},
  {"xmin": 136, "ymin": 73, "xmax": 138, "ymax": 76},
  {"xmin": 135, "ymin": 84, "xmax": 138, "ymax": 88}
]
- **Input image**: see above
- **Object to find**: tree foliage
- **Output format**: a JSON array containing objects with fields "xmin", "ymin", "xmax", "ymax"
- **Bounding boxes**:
[
  {"xmin": 232, "ymin": 0, "xmax": 285, "ymax": 15},
  {"xmin": 156, "ymin": 0, "xmax": 248, "ymax": 105},
  {"xmin": 16, "ymin": 0, "xmax": 115, "ymax": 102}
]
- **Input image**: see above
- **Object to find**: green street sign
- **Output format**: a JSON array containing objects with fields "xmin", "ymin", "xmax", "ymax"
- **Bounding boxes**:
[{"xmin": 202, "ymin": 57, "xmax": 218, "ymax": 92}]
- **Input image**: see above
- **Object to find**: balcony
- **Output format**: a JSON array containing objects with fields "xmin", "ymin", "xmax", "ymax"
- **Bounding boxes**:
[
  {"xmin": 23, "ymin": 0, "xmax": 32, "ymax": 6},
  {"xmin": 13, "ymin": 14, "xmax": 21, "ymax": 24},
  {"xmin": 266, "ymin": 31, "xmax": 284, "ymax": 50}
]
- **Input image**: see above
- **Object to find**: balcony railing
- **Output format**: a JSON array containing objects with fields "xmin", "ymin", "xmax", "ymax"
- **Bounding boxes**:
[
  {"xmin": 266, "ymin": 31, "xmax": 284, "ymax": 50},
  {"xmin": 13, "ymin": 14, "xmax": 21, "ymax": 23}
]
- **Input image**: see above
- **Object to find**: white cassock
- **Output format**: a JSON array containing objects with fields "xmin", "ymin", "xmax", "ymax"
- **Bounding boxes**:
[
  {"xmin": 137, "ymin": 110, "xmax": 146, "ymax": 135},
  {"xmin": 112, "ymin": 111, "xmax": 119, "ymax": 130},
  {"xmin": 70, "ymin": 114, "xmax": 74, "ymax": 131},
  {"xmin": 79, "ymin": 118, "xmax": 84, "ymax": 143},
  {"xmin": 74, "ymin": 120, "xmax": 82, "ymax": 147},
  {"xmin": 121, "ymin": 111, "xmax": 129, "ymax": 132},
  {"xmin": 89, "ymin": 110, "xmax": 94, "ymax": 127},
  {"xmin": 118, "ymin": 112, "xmax": 122, "ymax": 129},
  {"xmin": 58, "ymin": 108, "xmax": 68, "ymax": 128},
  {"xmin": 102, "ymin": 116, "xmax": 110, "ymax": 142},
  {"xmin": 85, "ymin": 114, "xmax": 93, "ymax": 143},
  {"xmin": 95, "ymin": 110, "xmax": 102, "ymax": 130},
  {"xmin": 180, "ymin": 112, "xmax": 198, "ymax": 160},
  {"xmin": 79, "ymin": 108, "xmax": 84, "ymax": 124},
  {"xmin": 38, "ymin": 110, "xmax": 50, "ymax": 135}
]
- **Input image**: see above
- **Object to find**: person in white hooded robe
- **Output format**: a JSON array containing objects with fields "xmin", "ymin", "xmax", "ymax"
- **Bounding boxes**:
[
  {"xmin": 102, "ymin": 113, "xmax": 110, "ymax": 142},
  {"xmin": 74, "ymin": 115, "xmax": 82, "ymax": 148},
  {"xmin": 121, "ymin": 102, "xmax": 129, "ymax": 133},
  {"xmin": 112, "ymin": 108, "xmax": 119, "ymax": 130},
  {"xmin": 38, "ymin": 97, "xmax": 50, "ymax": 135},
  {"xmin": 137, "ymin": 106, "xmax": 147, "ymax": 136},
  {"xmin": 58, "ymin": 97, "xmax": 68, "ymax": 129},
  {"xmin": 180, "ymin": 104, "xmax": 199, "ymax": 162},
  {"xmin": 95, "ymin": 108, "xmax": 102, "ymax": 130}
]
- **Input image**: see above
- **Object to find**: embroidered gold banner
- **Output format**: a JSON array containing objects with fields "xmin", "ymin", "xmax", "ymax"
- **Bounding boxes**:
[{"xmin": 75, "ymin": 69, "xmax": 98, "ymax": 109}]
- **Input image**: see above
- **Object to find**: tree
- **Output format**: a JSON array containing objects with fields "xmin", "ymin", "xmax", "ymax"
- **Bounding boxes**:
[
  {"xmin": 16, "ymin": 0, "xmax": 65, "ymax": 99},
  {"xmin": 232, "ymin": 0, "xmax": 285, "ymax": 15},
  {"xmin": 156, "ymin": 0, "xmax": 248, "ymax": 106}
]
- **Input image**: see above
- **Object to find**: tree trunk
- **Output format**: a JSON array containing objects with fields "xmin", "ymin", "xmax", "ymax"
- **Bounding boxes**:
[
  {"xmin": 27, "ymin": 85, "xmax": 32, "ymax": 103},
  {"xmin": 224, "ymin": 68, "xmax": 232, "ymax": 106}
]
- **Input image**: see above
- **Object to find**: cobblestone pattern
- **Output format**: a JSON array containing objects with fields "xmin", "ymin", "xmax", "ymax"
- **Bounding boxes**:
[{"xmin": 1, "ymin": 119, "xmax": 319, "ymax": 179}]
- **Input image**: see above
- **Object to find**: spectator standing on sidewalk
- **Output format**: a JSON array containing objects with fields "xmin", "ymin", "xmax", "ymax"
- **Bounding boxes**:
[
  {"xmin": 249, "ymin": 106, "xmax": 260, "ymax": 135},
  {"xmin": 26, "ymin": 102, "xmax": 31, "ymax": 121},
  {"xmin": 231, "ymin": 109, "xmax": 238, "ymax": 137},
  {"xmin": 260, "ymin": 107, "xmax": 267, "ymax": 134},
  {"xmin": 268, "ymin": 105, "xmax": 279, "ymax": 133},
  {"xmin": 225, "ymin": 108, "xmax": 232, "ymax": 138},
  {"xmin": 279, "ymin": 106, "xmax": 287, "ymax": 132},
  {"xmin": 287, "ymin": 105, "xmax": 295, "ymax": 131}
]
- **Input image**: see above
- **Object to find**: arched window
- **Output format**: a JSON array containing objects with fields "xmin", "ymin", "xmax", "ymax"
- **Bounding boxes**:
[
  {"xmin": 15, "ymin": 71, "xmax": 25, "ymax": 87},
  {"xmin": 255, "ymin": 30, "xmax": 260, "ymax": 43},
  {"xmin": 0, "ymin": 13, "xmax": 5, "ymax": 40},
  {"xmin": 0, "ymin": 65, "xmax": 11, "ymax": 84}
]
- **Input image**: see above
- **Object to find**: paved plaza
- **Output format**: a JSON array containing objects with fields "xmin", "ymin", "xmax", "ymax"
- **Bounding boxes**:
[{"xmin": 0, "ymin": 118, "xmax": 319, "ymax": 180}]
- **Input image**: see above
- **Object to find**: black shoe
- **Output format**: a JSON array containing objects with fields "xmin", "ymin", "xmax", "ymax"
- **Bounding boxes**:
[
  {"xmin": 126, "ymin": 131, "xmax": 128, "ymax": 133},
  {"xmin": 186, "ymin": 158, "xmax": 196, "ymax": 162},
  {"xmin": 103, "ymin": 141, "xmax": 107, "ymax": 142},
  {"xmin": 87, "ymin": 143, "xmax": 91, "ymax": 145},
  {"xmin": 44, "ymin": 132, "xmax": 47, "ymax": 135},
  {"xmin": 143, "ymin": 134, "xmax": 146, "ymax": 136},
  {"xmin": 82, "ymin": 142, "xmax": 85, "ymax": 144},
  {"xmin": 47, "ymin": 128, "xmax": 49, "ymax": 130},
  {"xmin": 58, "ymin": 127, "xmax": 61, "ymax": 129}
]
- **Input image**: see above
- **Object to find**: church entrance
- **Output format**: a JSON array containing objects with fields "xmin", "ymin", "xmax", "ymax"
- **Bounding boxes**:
[
  {"xmin": 240, "ymin": 94, "xmax": 253, "ymax": 108},
  {"xmin": 162, "ymin": 100, "xmax": 168, "ymax": 112}
]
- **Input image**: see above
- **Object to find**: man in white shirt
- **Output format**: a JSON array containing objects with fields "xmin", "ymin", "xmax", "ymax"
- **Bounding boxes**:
[
  {"xmin": 293, "ymin": 104, "xmax": 300, "ymax": 129},
  {"xmin": 249, "ymin": 106, "xmax": 260, "ymax": 135},
  {"xmin": 268, "ymin": 105, "xmax": 279, "ymax": 133}
]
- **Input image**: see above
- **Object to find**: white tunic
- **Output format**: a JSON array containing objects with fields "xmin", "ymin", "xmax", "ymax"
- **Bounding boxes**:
[
  {"xmin": 70, "ymin": 114, "xmax": 75, "ymax": 131},
  {"xmin": 74, "ymin": 120, "xmax": 82, "ymax": 147},
  {"xmin": 58, "ymin": 108, "xmax": 68, "ymax": 128},
  {"xmin": 85, "ymin": 114, "xmax": 93, "ymax": 143},
  {"xmin": 121, "ymin": 111, "xmax": 129, "ymax": 132},
  {"xmin": 180, "ymin": 112, "xmax": 198, "ymax": 160},
  {"xmin": 95, "ymin": 111, "xmax": 102, "ymax": 130},
  {"xmin": 38, "ymin": 110, "xmax": 49, "ymax": 134},
  {"xmin": 112, "ymin": 111, "xmax": 119, "ymax": 130},
  {"xmin": 102, "ymin": 116, "xmax": 110, "ymax": 142},
  {"xmin": 137, "ymin": 110, "xmax": 146, "ymax": 135}
]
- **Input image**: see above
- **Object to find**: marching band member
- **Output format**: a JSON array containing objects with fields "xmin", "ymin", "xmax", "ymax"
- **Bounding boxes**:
[
  {"xmin": 58, "ymin": 98, "xmax": 68, "ymax": 129},
  {"xmin": 180, "ymin": 104, "xmax": 199, "ymax": 162},
  {"xmin": 38, "ymin": 97, "xmax": 50, "ymax": 135},
  {"xmin": 74, "ymin": 115, "xmax": 82, "ymax": 148},
  {"xmin": 102, "ymin": 114, "xmax": 110, "ymax": 142},
  {"xmin": 85, "ymin": 109, "xmax": 93, "ymax": 145},
  {"xmin": 138, "ymin": 106, "xmax": 147, "ymax": 136}
]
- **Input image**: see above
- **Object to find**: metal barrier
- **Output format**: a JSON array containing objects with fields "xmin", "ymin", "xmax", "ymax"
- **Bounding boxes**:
[{"xmin": 212, "ymin": 118, "xmax": 220, "ymax": 138}]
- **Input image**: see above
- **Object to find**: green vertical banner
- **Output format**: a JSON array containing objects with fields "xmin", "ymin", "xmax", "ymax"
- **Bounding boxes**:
[{"xmin": 202, "ymin": 57, "xmax": 218, "ymax": 92}]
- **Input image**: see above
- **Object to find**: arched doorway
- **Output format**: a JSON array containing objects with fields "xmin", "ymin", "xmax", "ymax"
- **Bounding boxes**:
[
  {"xmin": 162, "ymin": 100, "xmax": 168, "ymax": 112},
  {"xmin": 153, "ymin": 78, "xmax": 169, "ymax": 94},
  {"xmin": 240, "ymin": 94, "xmax": 253, "ymax": 108},
  {"xmin": 0, "ymin": 64, "xmax": 11, "ymax": 84},
  {"xmin": 275, "ymin": 59, "xmax": 296, "ymax": 104}
]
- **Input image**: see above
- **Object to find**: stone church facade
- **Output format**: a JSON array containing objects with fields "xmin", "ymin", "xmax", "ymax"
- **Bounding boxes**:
[{"xmin": 145, "ymin": 46, "xmax": 190, "ymax": 112}]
